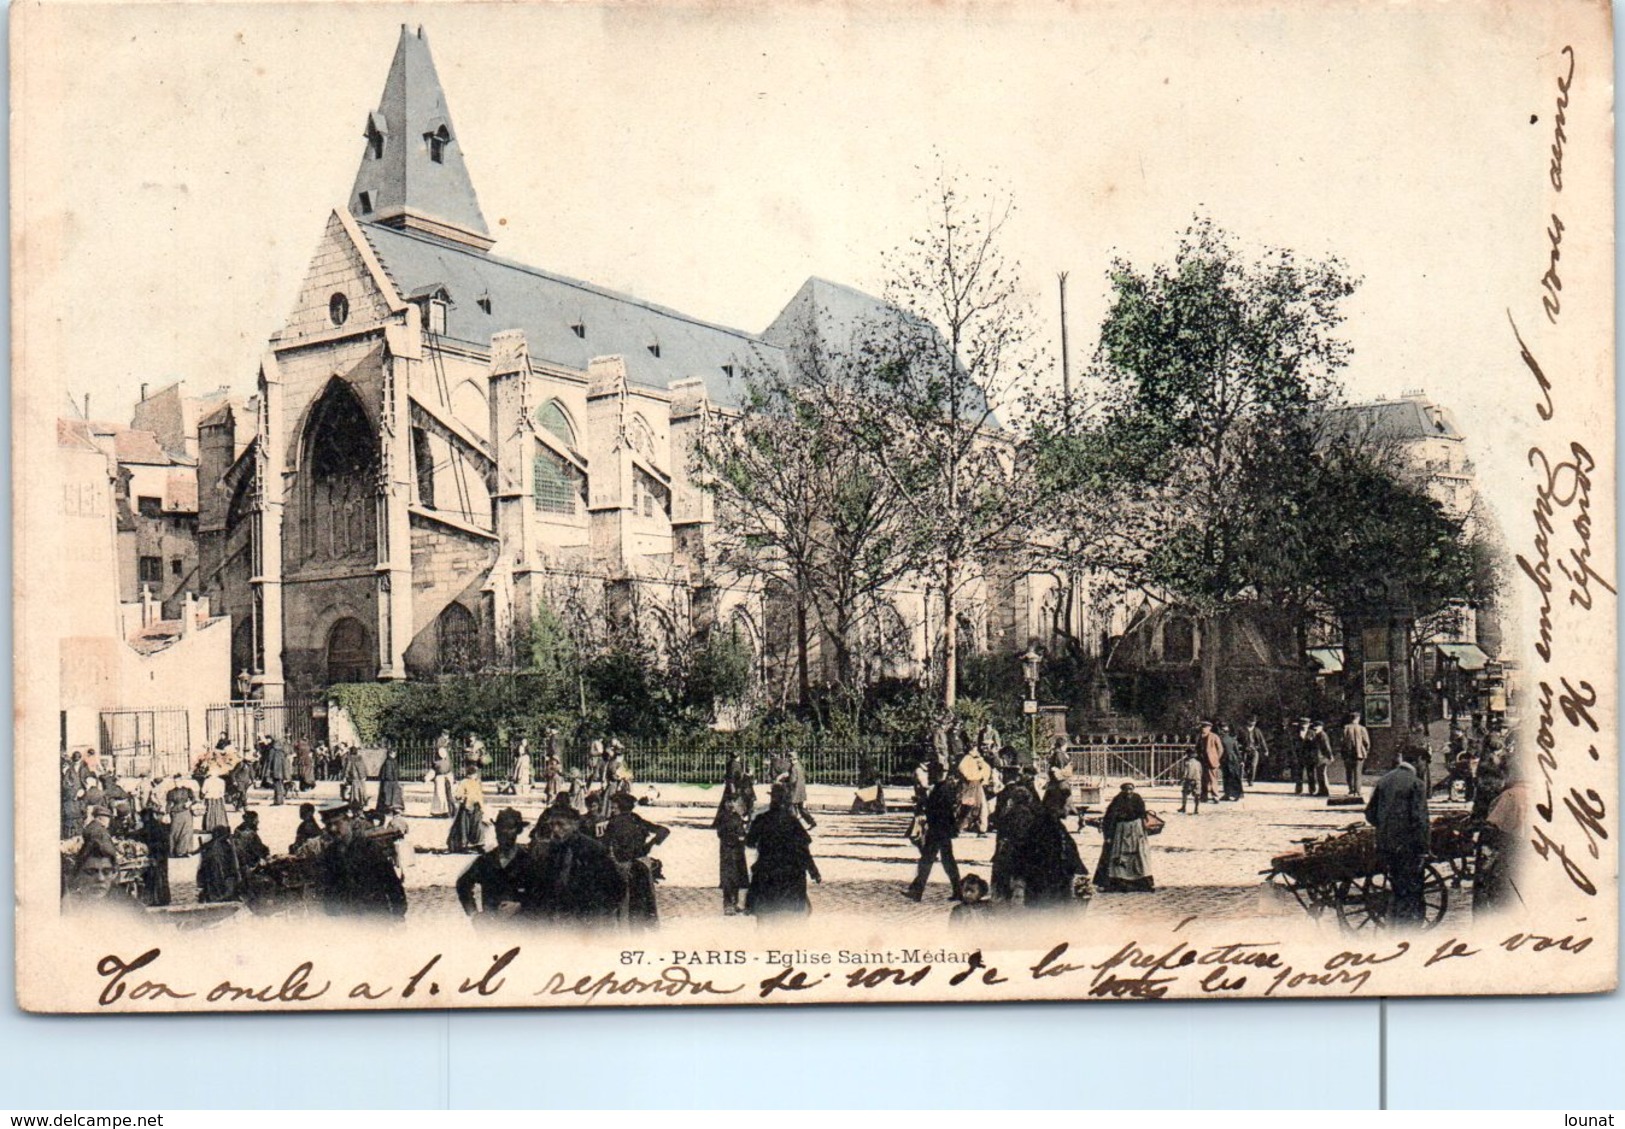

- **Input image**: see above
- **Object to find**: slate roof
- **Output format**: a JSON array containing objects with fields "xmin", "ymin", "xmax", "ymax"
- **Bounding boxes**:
[
  {"xmin": 360, "ymin": 220, "xmax": 780, "ymax": 407},
  {"xmin": 764, "ymin": 276, "xmax": 1001, "ymax": 427},
  {"xmin": 1328, "ymin": 397, "xmax": 1462, "ymax": 442}
]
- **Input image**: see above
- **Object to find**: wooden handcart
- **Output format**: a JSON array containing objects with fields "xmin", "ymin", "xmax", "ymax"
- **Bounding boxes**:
[{"xmin": 1263, "ymin": 820, "xmax": 1460, "ymax": 931}]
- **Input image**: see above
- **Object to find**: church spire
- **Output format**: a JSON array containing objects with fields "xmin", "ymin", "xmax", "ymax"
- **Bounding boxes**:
[{"xmin": 348, "ymin": 25, "xmax": 494, "ymax": 252}]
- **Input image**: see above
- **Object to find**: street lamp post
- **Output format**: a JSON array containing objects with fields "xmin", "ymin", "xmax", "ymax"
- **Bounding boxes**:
[{"xmin": 1022, "ymin": 647, "xmax": 1042, "ymax": 761}]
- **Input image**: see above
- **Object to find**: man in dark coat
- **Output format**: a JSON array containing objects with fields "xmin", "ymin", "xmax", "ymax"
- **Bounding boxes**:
[
  {"xmin": 602, "ymin": 793, "xmax": 671, "ymax": 926},
  {"xmin": 1307, "ymin": 721, "xmax": 1335, "ymax": 798},
  {"xmin": 231, "ymin": 810, "xmax": 271, "ymax": 873},
  {"xmin": 1292, "ymin": 718, "xmax": 1315, "ymax": 794},
  {"xmin": 81, "ymin": 805, "xmax": 118, "ymax": 857},
  {"xmin": 318, "ymin": 802, "xmax": 407, "ymax": 919},
  {"xmin": 1219, "ymin": 723, "xmax": 1246, "ymax": 801},
  {"xmin": 904, "ymin": 774, "xmax": 963, "ymax": 902},
  {"xmin": 1365, "ymin": 753, "xmax": 1431, "ymax": 925},
  {"xmin": 456, "ymin": 808, "xmax": 536, "ymax": 923},
  {"xmin": 1241, "ymin": 716, "xmax": 1270, "ymax": 785},
  {"xmin": 528, "ymin": 805, "xmax": 623, "ymax": 922},
  {"xmin": 263, "ymin": 736, "xmax": 291, "ymax": 806},
  {"xmin": 290, "ymin": 802, "xmax": 323, "ymax": 855},
  {"xmin": 722, "ymin": 751, "xmax": 756, "ymax": 819},
  {"xmin": 712, "ymin": 794, "xmax": 750, "ymax": 915},
  {"xmin": 991, "ymin": 772, "xmax": 1040, "ymax": 901}
]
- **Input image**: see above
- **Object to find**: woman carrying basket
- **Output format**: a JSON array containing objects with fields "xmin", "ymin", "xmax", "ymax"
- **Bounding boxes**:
[{"xmin": 1095, "ymin": 782, "xmax": 1156, "ymax": 892}]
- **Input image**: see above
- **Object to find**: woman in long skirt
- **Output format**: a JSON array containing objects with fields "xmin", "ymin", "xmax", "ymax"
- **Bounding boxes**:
[
  {"xmin": 429, "ymin": 753, "xmax": 454, "ymax": 818},
  {"xmin": 165, "ymin": 776, "xmax": 196, "ymax": 857},
  {"xmin": 200, "ymin": 772, "xmax": 230, "ymax": 834},
  {"xmin": 1095, "ymin": 783, "xmax": 1155, "ymax": 892},
  {"xmin": 509, "ymin": 739, "xmax": 532, "ymax": 798},
  {"xmin": 342, "ymin": 745, "xmax": 371, "ymax": 810},
  {"xmin": 745, "ymin": 785, "xmax": 820, "ymax": 917},
  {"xmin": 447, "ymin": 767, "xmax": 485, "ymax": 853},
  {"xmin": 374, "ymin": 748, "xmax": 405, "ymax": 815},
  {"xmin": 1015, "ymin": 786, "xmax": 1087, "ymax": 905}
]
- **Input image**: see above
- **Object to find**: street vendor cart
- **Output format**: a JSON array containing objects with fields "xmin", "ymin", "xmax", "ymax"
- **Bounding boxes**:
[{"xmin": 1262, "ymin": 815, "xmax": 1474, "ymax": 931}]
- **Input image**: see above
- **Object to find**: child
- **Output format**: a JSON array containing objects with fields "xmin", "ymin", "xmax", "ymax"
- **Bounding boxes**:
[
  {"xmin": 1179, "ymin": 750, "xmax": 1203, "ymax": 814},
  {"xmin": 949, "ymin": 873, "xmax": 994, "ymax": 925},
  {"xmin": 712, "ymin": 796, "xmax": 750, "ymax": 915}
]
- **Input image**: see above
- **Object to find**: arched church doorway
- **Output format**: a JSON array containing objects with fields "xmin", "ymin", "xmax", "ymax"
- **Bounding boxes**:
[{"xmin": 326, "ymin": 617, "xmax": 373, "ymax": 685}]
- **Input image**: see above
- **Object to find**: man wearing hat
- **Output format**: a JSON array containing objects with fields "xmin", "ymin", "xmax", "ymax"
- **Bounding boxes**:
[
  {"xmin": 1306, "ymin": 721, "xmax": 1335, "ymax": 798},
  {"xmin": 81, "ymin": 804, "xmax": 118, "ymax": 857},
  {"xmin": 603, "ymin": 792, "xmax": 671, "ymax": 924},
  {"xmin": 231, "ymin": 809, "xmax": 271, "ymax": 873},
  {"xmin": 528, "ymin": 803, "xmax": 623, "ymax": 922},
  {"xmin": 318, "ymin": 801, "xmax": 407, "ymax": 919},
  {"xmin": 456, "ymin": 808, "xmax": 536, "ymax": 923},
  {"xmin": 1195, "ymin": 721, "xmax": 1224, "ymax": 805},
  {"xmin": 1340, "ymin": 712, "xmax": 1372, "ymax": 798},
  {"xmin": 1293, "ymin": 718, "xmax": 1315, "ymax": 795}
]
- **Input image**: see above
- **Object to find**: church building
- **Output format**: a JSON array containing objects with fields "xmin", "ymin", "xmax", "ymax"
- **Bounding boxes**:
[{"xmin": 196, "ymin": 26, "xmax": 1067, "ymax": 705}]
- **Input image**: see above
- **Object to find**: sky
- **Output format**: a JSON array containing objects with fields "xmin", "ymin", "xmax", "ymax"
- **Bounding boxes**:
[{"xmin": 12, "ymin": 1, "xmax": 1612, "ymax": 519}]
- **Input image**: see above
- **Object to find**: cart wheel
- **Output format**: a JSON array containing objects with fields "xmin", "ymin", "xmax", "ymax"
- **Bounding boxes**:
[
  {"xmin": 1334, "ymin": 876, "xmax": 1384, "ymax": 931},
  {"xmin": 1347, "ymin": 866, "xmax": 1450, "ymax": 931},
  {"xmin": 1420, "ymin": 863, "xmax": 1449, "ymax": 928}
]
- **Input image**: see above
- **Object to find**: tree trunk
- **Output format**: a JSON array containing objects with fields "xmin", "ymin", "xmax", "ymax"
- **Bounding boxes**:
[
  {"xmin": 795, "ymin": 589, "xmax": 811, "ymax": 711},
  {"xmin": 1199, "ymin": 612, "xmax": 1222, "ymax": 719},
  {"xmin": 832, "ymin": 600, "xmax": 855, "ymax": 704},
  {"xmin": 942, "ymin": 559, "xmax": 957, "ymax": 710}
]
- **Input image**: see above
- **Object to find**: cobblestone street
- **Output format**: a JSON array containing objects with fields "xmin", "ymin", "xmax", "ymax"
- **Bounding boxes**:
[{"xmin": 162, "ymin": 776, "xmax": 1476, "ymax": 931}]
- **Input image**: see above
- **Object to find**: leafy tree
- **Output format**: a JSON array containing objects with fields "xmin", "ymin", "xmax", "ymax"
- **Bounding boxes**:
[{"xmin": 1079, "ymin": 217, "xmax": 1359, "ymax": 713}]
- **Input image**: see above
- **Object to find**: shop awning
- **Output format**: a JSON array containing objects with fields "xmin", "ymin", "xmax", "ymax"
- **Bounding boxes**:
[
  {"xmin": 1307, "ymin": 646, "xmax": 1344, "ymax": 674},
  {"xmin": 1437, "ymin": 643, "xmax": 1490, "ymax": 671}
]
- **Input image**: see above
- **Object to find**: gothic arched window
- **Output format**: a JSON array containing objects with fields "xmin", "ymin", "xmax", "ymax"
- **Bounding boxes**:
[
  {"xmin": 437, "ymin": 602, "xmax": 479, "ymax": 675},
  {"xmin": 536, "ymin": 400, "xmax": 577, "ymax": 449},
  {"xmin": 301, "ymin": 380, "xmax": 377, "ymax": 563}
]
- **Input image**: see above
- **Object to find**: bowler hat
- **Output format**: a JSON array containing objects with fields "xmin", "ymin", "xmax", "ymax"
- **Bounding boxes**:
[{"xmin": 493, "ymin": 807, "xmax": 528, "ymax": 831}]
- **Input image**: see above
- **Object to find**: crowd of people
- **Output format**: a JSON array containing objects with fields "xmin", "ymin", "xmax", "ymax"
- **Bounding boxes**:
[{"xmin": 59, "ymin": 708, "xmax": 1523, "ymax": 930}]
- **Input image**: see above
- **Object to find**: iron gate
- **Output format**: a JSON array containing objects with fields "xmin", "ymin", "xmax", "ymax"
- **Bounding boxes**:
[{"xmin": 98, "ymin": 708, "xmax": 191, "ymax": 779}]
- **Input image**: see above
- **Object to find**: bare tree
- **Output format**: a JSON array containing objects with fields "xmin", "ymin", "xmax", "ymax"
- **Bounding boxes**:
[
  {"xmin": 819, "ymin": 169, "xmax": 1046, "ymax": 709},
  {"xmin": 696, "ymin": 328, "xmax": 924, "ymax": 716}
]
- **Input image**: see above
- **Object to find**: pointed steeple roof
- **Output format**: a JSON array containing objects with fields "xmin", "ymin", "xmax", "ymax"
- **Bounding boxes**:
[{"xmin": 348, "ymin": 25, "xmax": 493, "ymax": 252}]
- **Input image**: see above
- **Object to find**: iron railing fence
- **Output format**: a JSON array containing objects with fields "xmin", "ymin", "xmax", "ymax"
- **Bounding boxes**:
[
  {"xmin": 204, "ymin": 696, "xmax": 323, "ymax": 754},
  {"xmin": 1063, "ymin": 735, "xmax": 1193, "ymax": 785},
  {"xmin": 98, "ymin": 707, "xmax": 191, "ymax": 780},
  {"xmin": 384, "ymin": 738, "xmax": 917, "ymax": 788}
]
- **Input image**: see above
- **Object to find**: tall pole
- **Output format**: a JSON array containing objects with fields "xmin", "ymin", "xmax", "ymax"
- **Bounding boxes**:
[{"xmin": 1058, "ymin": 272, "xmax": 1072, "ymax": 432}]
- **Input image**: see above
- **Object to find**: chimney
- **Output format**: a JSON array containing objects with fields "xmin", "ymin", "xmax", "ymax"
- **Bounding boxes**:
[
  {"xmin": 181, "ymin": 593, "xmax": 197, "ymax": 637},
  {"xmin": 140, "ymin": 382, "xmax": 149, "ymax": 403},
  {"xmin": 83, "ymin": 394, "xmax": 91, "ymax": 419},
  {"xmin": 140, "ymin": 585, "xmax": 158, "ymax": 628}
]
